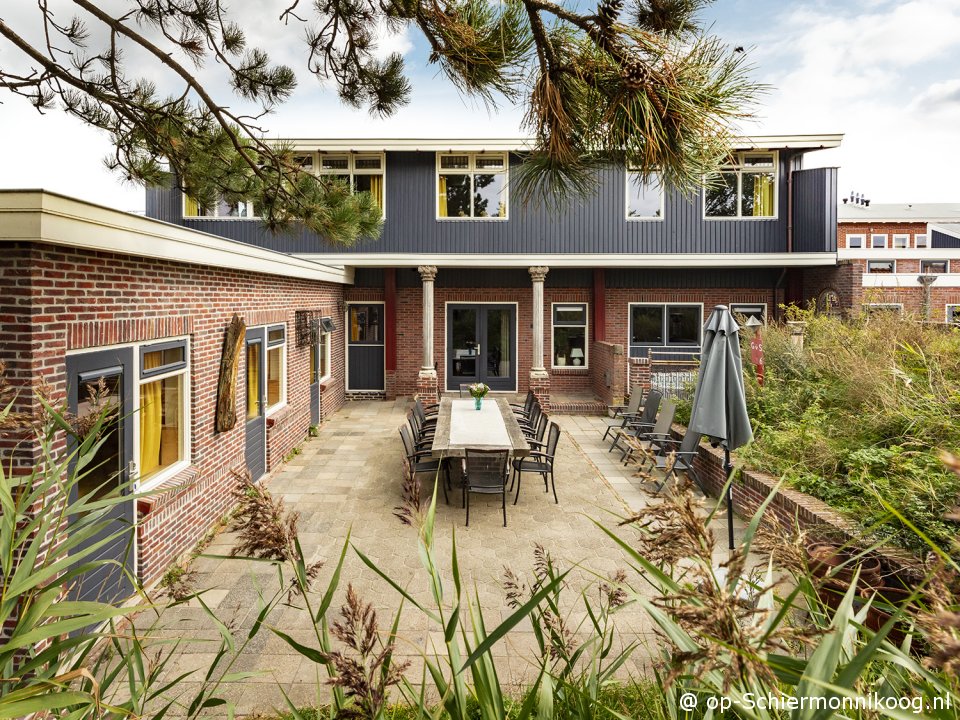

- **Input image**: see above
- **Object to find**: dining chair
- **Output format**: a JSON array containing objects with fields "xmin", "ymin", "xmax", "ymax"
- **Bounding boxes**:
[
  {"xmin": 524, "ymin": 412, "xmax": 549, "ymax": 446},
  {"xmin": 510, "ymin": 390, "xmax": 536, "ymax": 417},
  {"xmin": 511, "ymin": 422, "xmax": 561, "ymax": 505},
  {"xmin": 399, "ymin": 425, "xmax": 449, "ymax": 499},
  {"xmin": 601, "ymin": 387, "xmax": 646, "ymax": 442},
  {"xmin": 462, "ymin": 448, "xmax": 510, "ymax": 526},
  {"xmin": 642, "ymin": 429, "xmax": 704, "ymax": 493},
  {"xmin": 517, "ymin": 402, "xmax": 542, "ymax": 434},
  {"xmin": 609, "ymin": 389, "xmax": 662, "ymax": 453},
  {"xmin": 619, "ymin": 398, "xmax": 676, "ymax": 464}
]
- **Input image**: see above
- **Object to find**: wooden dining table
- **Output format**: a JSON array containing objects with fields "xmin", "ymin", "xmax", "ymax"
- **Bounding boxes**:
[{"xmin": 430, "ymin": 397, "xmax": 531, "ymax": 458}]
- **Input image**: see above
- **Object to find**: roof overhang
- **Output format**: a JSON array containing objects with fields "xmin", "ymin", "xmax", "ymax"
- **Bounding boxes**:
[
  {"xmin": 294, "ymin": 252, "xmax": 838, "ymax": 269},
  {"xmin": 0, "ymin": 190, "xmax": 353, "ymax": 285},
  {"xmin": 281, "ymin": 134, "xmax": 844, "ymax": 153}
]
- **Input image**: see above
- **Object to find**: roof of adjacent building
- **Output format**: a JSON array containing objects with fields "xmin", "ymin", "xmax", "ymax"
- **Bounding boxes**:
[
  {"xmin": 838, "ymin": 202, "xmax": 960, "ymax": 223},
  {"xmin": 283, "ymin": 133, "xmax": 843, "ymax": 153}
]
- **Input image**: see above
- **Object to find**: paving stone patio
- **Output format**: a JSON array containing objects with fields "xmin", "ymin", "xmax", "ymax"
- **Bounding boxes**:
[{"xmin": 146, "ymin": 400, "xmax": 745, "ymax": 716}]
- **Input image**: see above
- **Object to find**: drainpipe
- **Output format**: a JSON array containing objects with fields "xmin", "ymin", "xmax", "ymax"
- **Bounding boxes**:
[
  {"xmin": 787, "ymin": 157, "xmax": 794, "ymax": 254},
  {"xmin": 773, "ymin": 267, "xmax": 788, "ymax": 323}
]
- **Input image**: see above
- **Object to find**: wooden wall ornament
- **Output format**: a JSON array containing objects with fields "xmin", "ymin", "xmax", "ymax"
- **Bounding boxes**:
[{"xmin": 215, "ymin": 314, "xmax": 246, "ymax": 433}]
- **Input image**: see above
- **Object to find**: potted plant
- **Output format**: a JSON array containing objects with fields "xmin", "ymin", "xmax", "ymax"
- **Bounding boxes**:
[{"xmin": 469, "ymin": 382, "xmax": 490, "ymax": 410}]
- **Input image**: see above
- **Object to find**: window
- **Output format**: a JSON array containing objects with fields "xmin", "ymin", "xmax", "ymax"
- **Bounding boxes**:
[
  {"xmin": 311, "ymin": 329, "xmax": 332, "ymax": 383},
  {"xmin": 871, "ymin": 234, "xmax": 888, "ymax": 249},
  {"xmin": 266, "ymin": 325, "xmax": 286, "ymax": 411},
  {"xmin": 915, "ymin": 233, "xmax": 928, "ymax": 248},
  {"xmin": 437, "ymin": 153, "xmax": 507, "ymax": 219},
  {"xmin": 349, "ymin": 305, "xmax": 382, "ymax": 344},
  {"xmin": 867, "ymin": 260, "xmax": 896, "ymax": 274},
  {"xmin": 847, "ymin": 234, "xmax": 864, "ymax": 249},
  {"xmin": 921, "ymin": 260, "xmax": 949, "ymax": 274},
  {"xmin": 315, "ymin": 153, "xmax": 385, "ymax": 212},
  {"xmin": 947, "ymin": 305, "xmax": 960, "ymax": 324},
  {"xmin": 552, "ymin": 304, "xmax": 588, "ymax": 368},
  {"xmin": 703, "ymin": 152, "xmax": 777, "ymax": 219},
  {"xmin": 629, "ymin": 304, "xmax": 702, "ymax": 356},
  {"xmin": 730, "ymin": 303, "xmax": 767, "ymax": 325},
  {"xmin": 183, "ymin": 194, "xmax": 256, "ymax": 218},
  {"xmin": 626, "ymin": 171, "xmax": 663, "ymax": 219},
  {"xmin": 865, "ymin": 303, "xmax": 903, "ymax": 315},
  {"xmin": 893, "ymin": 234, "xmax": 909, "ymax": 249},
  {"xmin": 139, "ymin": 340, "xmax": 188, "ymax": 483}
]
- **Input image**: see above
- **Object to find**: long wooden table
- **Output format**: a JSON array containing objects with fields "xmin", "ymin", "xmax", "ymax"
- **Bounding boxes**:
[{"xmin": 430, "ymin": 397, "xmax": 531, "ymax": 458}]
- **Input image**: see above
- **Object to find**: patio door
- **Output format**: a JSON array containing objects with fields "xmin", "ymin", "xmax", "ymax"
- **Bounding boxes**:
[
  {"xmin": 245, "ymin": 327, "xmax": 267, "ymax": 482},
  {"xmin": 66, "ymin": 348, "xmax": 136, "ymax": 605},
  {"xmin": 346, "ymin": 303, "xmax": 385, "ymax": 391},
  {"xmin": 446, "ymin": 304, "xmax": 516, "ymax": 391}
]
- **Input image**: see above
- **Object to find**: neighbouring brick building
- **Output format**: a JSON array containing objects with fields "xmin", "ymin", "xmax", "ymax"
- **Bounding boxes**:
[{"xmin": 802, "ymin": 200, "xmax": 960, "ymax": 320}]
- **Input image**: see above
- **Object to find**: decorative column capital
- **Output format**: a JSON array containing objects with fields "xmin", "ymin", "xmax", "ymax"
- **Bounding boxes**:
[
  {"xmin": 528, "ymin": 266, "xmax": 549, "ymax": 283},
  {"xmin": 418, "ymin": 265, "xmax": 438, "ymax": 282}
]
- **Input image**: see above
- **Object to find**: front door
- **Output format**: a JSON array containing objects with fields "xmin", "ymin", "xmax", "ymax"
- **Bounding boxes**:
[
  {"xmin": 346, "ymin": 304, "xmax": 385, "ymax": 391},
  {"xmin": 245, "ymin": 327, "xmax": 267, "ymax": 482},
  {"xmin": 447, "ymin": 304, "xmax": 516, "ymax": 391},
  {"xmin": 66, "ymin": 348, "xmax": 136, "ymax": 605}
]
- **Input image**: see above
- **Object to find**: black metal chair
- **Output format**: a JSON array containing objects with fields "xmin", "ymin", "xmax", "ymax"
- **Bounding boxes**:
[
  {"xmin": 517, "ymin": 402, "xmax": 542, "ymax": 434},
  {"xmin": 511, "ymin": 422, "xmax": 560, "ymax": 505},
  {"xmin": 609, "ymin": 389, "xmax": 662, "ymax": 453},
  {"xmin": 601, "ymin": 388, "xmax": 649, "ymax": 443},
  {"xmin": 642, "ymin": 429, "xmax": 704, "ymax": 493},
  {"xmin": 462, "ymin": 449, "xmax": 510, "ymax": 526},
  {"xmin": 619, "ymin": 398, "xmax": 676, "ymax": 464},
  {"xmin": 408, "ymin": 411, "xmax": 435, "ymax": 444},
  {"xmin": 399, "ymin": 425, "xmax": 449, "ymax": 498},
  {"xmin": 414, "ymin": 399, "xmax": 438, "ymax": 426},
  {"xmin": 524, "ymin": 411, "xmax": 549, "ymax": 446},
  {"xmin": 510, "ymin": 390, "xmax": 536, "ymax": 417}
]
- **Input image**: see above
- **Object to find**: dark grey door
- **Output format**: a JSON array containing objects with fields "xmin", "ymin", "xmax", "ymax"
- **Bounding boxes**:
[
  {"xmin": 447, "ymin": 304, "xmax": 516, "ymax": 391},
  {"xmin": 346, "ymin": 304, "xmax": 385, "ymax": 391},
  {"xmin": 66, "ymin": 348, "xmax": 136, "ymax": 605},
  {"xmin": 245, "ymin": 327, "xmax": 267, "ymax": 481}
]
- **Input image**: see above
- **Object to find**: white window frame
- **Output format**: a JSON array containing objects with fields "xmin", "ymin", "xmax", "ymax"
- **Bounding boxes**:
[
  {"xmin": 314, "ymin": 152, "xmax": 387, "ymax": 217},
  {"xmin": 318, "ymin": 330, "xmax": 333, "ymax": 384},
  {"xmin": 920, "ymin": 259, "xmax": 949, "ymax": 274},
  {"xmin": 182, "ymin": 194, "xmax": 256, "ymax": 219},
  {"xmin": 946, "ymin": 304, "xmax": 960, "ymax": 324},
  {"xmin": 702, "ymin": 151, "xmax": 779, "ymax": 220},
  {"xmin": 730, "ymin": 303, "xmax": 767, "ymax": 325},
  {"xmin": 551, "ymin": 302, "xmax": 590, "ymax": 369},
  {"xmin": 846, "ymin": 234, "xmax": 865, "ymax": 249},
  {"xmin": 866, "ymin": 259, "xmax": 897, "ymax": 274},
  {"xmin": 627, "ymin": 302, "xmax": 704, "ymax": 357},
  {"xmin": 436, "ymin": 152, "xmax": 509, "ymax": 221},
  {"xmin": 625, "ymin": 170, "xmax": 664, "ymax": 221},
  {"xmin": 265, "ymin": 324, "xmax": 287, "ymax": 415},
  {"xmin": 136, "ymin": 338, "xmax": 191, "ymax": 490},
  {"xmin": 871, "ymin": 233, "xmax": 888, "ymax": 249},
  {"xmin": 915, "ymin": 233, "xmax": 929, "ymax": 248},
  {"xmin": 892, "ymin": 233, "xmax": 910, "ymax": 249}
]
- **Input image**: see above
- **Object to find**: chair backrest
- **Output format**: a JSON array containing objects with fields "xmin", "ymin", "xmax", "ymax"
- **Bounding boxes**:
[
  {"xmin": 527, "ymin": 402, "xmax": 542, "ymax": 427},
  {"xmin": 534, "ymin": 412, "xmax": 549, "ymax": 442},
  {"xmin": 408, "ymin": 412, "xmax": 426, "ymax": 440},
  {"xmin": 523, "ymin": 389, "xmax": 536, "ymax": 414},
  {"xmin": 678, "ymin": 429, "xmax": 702, "ymax": 456},
  {"xmin": 543, "ymin": 422, "xmax": 561, "ymax": 459},
  {"xmin": 624, "ymin": 385, "xmax": 644, "ymax": 414},
  {"xmin": 459, "ymin": 383, "xmax": 472, "ymax": 398},
  {"xmin": 650, "ymin": 399, "xmax": 677, "ymax": 437},
  {"xmin": 639, "ymin": 389, "xmax": 663, "ymax": 426},
  {"xmin": 464, "ymin": 449, "xmax": 509, "ymax": 490},
  {"xmin": 414, "ymin": 400, "xmax": 428, "ymax": 424},
  {"xmin": 399, "ymin": 424, "xmax": 415, "ymax": 457}
]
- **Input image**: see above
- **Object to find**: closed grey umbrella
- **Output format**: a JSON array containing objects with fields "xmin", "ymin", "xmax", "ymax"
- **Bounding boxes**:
[{"xmin": 687, "ymin": 305, "xmax": 754, "ymax": 550}]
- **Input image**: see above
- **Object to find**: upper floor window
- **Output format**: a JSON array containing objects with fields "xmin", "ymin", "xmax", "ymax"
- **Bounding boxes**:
[
  {"xmin": 847, "ymin": 234, "xmax": 864, "ymax": 249},
  {"xmin": 871, "ymin": 233, "xmax": 888, "ymax": 248},
  {"xmin": 947, "ymin": 305, "xmax": 960, "ymax": 324},
  {"xmin": 867, "ymin": 259, "xmax": 895, "ymax": 274},
  {"xmin": 310, "ymin": 153, "xmax": 385, "ymax": 213},
  {"xmin": 915, "ymin": 233, "xmax": 928, "ymax": 248},
  {"xmin": 184, "ymin": 194, "xmax": 256, "ymax": 218},
  {"xmin": 920, "ymin": 260, "xmax": 949, "ymax": 274},
  {"xmin": 437, "ymin": 153, "xmax": 508, "ymax": 219},
  {"xmin": 626, "ymin": 171, "xmax": 663, "ymax": 219},
  {"xmin": 892, "ymin": 234, "xmax": 909, "ymax": 249},
  {"xmin": 703, "ymin": 152, "xmax": 777, "ymax": 219}
]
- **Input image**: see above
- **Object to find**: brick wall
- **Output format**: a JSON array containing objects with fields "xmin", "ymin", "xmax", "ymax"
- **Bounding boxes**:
[
  {"xmin": 838, "ymin": 221, "xmax": 927, "ymax": 249},
  {"xmin": 0, "ymin": 242, "xmax": 346, "ymax": 585},
  {"xmin": 590, "ymin": 341, "xmax": 625, "ymax": 407}
]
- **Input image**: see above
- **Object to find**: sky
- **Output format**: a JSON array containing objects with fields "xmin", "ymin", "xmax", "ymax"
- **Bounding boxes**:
[{"xmin": 0, "ymin": 0, "xmax": 958, "ymax": 214}]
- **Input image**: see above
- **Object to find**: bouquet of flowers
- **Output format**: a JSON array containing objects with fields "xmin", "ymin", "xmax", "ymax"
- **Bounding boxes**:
[{"xmin": 468, "ymin": 382, "xmax": 490, "ymax": 399}]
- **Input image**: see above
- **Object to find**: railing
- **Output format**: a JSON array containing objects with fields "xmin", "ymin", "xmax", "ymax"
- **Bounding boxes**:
[{"xmin": 648, "ymin": 349, "xmax": 700, "ymax": 401}]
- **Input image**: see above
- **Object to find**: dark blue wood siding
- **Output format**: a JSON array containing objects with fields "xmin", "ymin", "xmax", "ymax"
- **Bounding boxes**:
[
  {"xmin": 147, "ymin": 150, "xmax": 832, "ymax": 256},
  {"xmin": 932, "ymin": 230, "xmax": 960, "ymax": 248},
  {"xmin": 792, "ymin": 167, "xmax": 838, "ymax": 253}
]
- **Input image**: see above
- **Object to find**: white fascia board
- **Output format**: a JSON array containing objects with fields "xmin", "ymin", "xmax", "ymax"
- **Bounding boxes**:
[
  {"xmin": 839, "ymin": 248, "xmax": 960, "ymax": 260},
  {"xmin": 294, "ymin": 253, "xmax": 838, "ymax": 268},
  {"xmin": 0, "ymin": 190, "xmax": 353, "ymax": 285},
  {"xmin": 278, "ymin": 133, "xmax": 843, "ymax": 153},
  {"xmin": 863, "ymin": 273, "xmax": 960, "ymax": 288}
]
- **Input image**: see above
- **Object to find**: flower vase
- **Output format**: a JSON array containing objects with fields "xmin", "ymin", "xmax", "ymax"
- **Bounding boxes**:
[{"xmin": 474, "ymin": 396, "xmax": 482, "ymax": 411}]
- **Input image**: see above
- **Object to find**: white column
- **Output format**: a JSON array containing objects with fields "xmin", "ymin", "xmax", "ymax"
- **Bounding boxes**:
[
  {"xmin": 529, "ymin": 266, "xmax": 549, "ymax": 377},
  {"xmin": 418, "ymin": 265, "xmax": 438, "ymax": 376}
]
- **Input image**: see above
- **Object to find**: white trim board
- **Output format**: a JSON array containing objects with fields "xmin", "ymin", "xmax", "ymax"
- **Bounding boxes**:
[
  {"xmin": 296, "ymin": 253, "xmax": 838, "ymax": 269},
  {"xmin": 0, "ymin": 190, "xmax": 353, "ymax": 285}
]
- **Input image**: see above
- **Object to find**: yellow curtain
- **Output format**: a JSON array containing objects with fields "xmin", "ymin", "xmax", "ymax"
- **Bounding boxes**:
[
  {"xmin": 139, "ymin": 355, "xmax": 163, "ymax": 478},
  {"xmin": 184, "ymin": 195, "xmax": 199, "ymax": 217},
  {"xmin": 439, "ymin": 176, "xmax": 448, "ymax": 217},
  {"xmin": 753, "ymin": 174, "xmax": 775, "ymax": 217},
  {"xmin": 369, "ymin": 174, "xmax": 383, "ymax": 210},
  {"xmin": 247, "ymin": 344, "xmax": 260, "ymax": 419}
]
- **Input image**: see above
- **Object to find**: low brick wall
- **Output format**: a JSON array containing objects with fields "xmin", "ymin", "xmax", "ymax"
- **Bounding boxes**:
[{"xmin": 590, "ymin": 341, "xmax": 625, "ymax": 408}]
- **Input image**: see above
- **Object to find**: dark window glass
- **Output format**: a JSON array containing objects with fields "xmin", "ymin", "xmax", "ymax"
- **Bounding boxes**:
[
  {"xmin": 921, "ymin": 260, "xmax": 948, "ymax": 274},
  {"xmin": 667, "ymin": 306, "xmax": 700, "ymax": 345},
  {"xmin": 631, "ymin": 306, "xmax": 664, "ymax": 344},
  {"xmin": 867, "ymin": 260, "xmax": 895, "ymax": 274},
  {"xmin": 554, "ymin": 304, "xmax": 586, "ymax": 325},
  {"xmin": 268, "ymin": 327, "xmax": 285, "ymax": 345},
  {"xmin": 440, "ymin": 174, "xmax": 471, "ymax": 217},
  {"xmin": 704, "ymin": 172, "xmax": 738, "ymax": 217}
]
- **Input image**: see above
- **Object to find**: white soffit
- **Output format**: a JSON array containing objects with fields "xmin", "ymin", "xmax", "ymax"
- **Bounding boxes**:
[{"xmin": 0, "ymin": 190, "xmax": 353, "ymax": 284}]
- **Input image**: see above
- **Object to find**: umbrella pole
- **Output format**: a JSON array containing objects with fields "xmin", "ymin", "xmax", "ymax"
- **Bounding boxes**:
[{"xmin": 724, "ymin": 447, "xmax": 735, "ymax": 552}]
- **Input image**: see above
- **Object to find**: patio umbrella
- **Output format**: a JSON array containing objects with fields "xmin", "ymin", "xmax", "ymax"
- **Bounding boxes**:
[{"xmin": 687, "ymin": 305, "xmax": 754, "ymax": 551}]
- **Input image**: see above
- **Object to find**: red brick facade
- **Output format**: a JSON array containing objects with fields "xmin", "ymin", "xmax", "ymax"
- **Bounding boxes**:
[{"xmin": 0, "ymin": 242, "xmax": 346, "ymax": 585}]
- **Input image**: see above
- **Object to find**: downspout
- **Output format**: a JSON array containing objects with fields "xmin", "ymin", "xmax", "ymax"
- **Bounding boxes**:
[
  {"xmin": 773, "ymin": 267, "xmax": 788, "ymax": 323},
  {"xmin": 787, "ymin": 156, "xmax": 794, "ymax": 253}
]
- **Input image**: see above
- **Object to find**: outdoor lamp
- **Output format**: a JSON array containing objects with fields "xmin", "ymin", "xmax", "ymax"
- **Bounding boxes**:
[
  {"xmin": 570, "ymin": 348, "xmax": 584, "ymax": 366},
  {"xmin": 744, "ymin": 315, "xmax": 763, "ymax": 332}
]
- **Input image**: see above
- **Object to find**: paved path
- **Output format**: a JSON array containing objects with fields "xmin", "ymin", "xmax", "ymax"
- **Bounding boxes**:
[{"xmin": 146, "ymin": 401, "xmax": 743, "ymax": 716}]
